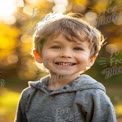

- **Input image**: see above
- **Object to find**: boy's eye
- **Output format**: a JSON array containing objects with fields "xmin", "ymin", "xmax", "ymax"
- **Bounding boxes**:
[
  {"xmin": 50, "ymin": 45, "xmax": 61, "ymax": 49},
  {"xmin": 74, "ymin": 47, "xmax": 83, "ymax": 50}
]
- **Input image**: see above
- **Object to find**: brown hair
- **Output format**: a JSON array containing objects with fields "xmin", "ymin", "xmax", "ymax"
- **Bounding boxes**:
[{"xmin": 33, "ymin": 13, "xmax": 104, "ymax": 58}]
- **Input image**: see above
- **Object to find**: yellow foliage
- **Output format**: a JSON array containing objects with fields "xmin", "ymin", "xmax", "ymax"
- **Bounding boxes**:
[
  {"xmin": 115, "ymin": 105, "xmax": 122, "ymax": 116},
  {"xmin": 0, "ymin": 89, "xmax": 20, "ymax": 110},
  {"xmin": 0, "ymin": 88, "xmax": 20, "ymax": 121},
  {"xmin": 71, "ymin": 0, "xmax": 88, "ymax": 6},
  {"xmin": 92, "ymin": 0, "xmax": 108, "ymax": 13},
  {"xmin": 0, "ymin": 23, "xmax": 19, "ymax": 58},
  {"xmin": 21, "ymin": 35, "xmax": 33, "ymax": 53}
]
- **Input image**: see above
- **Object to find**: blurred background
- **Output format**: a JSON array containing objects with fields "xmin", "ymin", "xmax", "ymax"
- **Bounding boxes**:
[{"xmin": 0, "ymin": 0, "xmax": 122, "ymax": 121}]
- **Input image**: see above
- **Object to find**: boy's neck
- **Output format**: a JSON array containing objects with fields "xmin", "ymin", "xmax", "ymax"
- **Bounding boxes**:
[{"xmin": 48, "ymin": 73, "xmax": 80, "ymax": 90}]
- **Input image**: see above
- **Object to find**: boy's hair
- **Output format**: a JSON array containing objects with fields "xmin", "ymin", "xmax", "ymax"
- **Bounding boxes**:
[{"xmin": 33, "ymin": 13, "xmax": 104, "ymax": 58}]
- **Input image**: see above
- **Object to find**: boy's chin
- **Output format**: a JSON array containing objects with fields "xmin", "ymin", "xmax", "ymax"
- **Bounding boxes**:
[
  {"xmin": 50, "ymin": 70, "xmax": 80, "ymax": 77},
  {"xmin": 50, "ymin": 72, "xmax": 69, "ymax": 76}
]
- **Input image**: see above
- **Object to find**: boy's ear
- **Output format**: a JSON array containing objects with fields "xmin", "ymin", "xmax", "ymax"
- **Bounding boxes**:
[
  {"xmin": 89, "ymin": 55, "xmax": 97, "ymax": 66},
  {"xmin": 33, "ymin": 50, "xmax": 42, "ymax": 63},
  {"xmin": 85, "ymin": 56, "xmax": 97, "ymax": 70}
]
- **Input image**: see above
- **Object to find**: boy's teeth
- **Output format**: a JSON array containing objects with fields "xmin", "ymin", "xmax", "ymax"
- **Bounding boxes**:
[{"xmin": 58, "ymin": 62, "xmax": 73, "ymax": 66}]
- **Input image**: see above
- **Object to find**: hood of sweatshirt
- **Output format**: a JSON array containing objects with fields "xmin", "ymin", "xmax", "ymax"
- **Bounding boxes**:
[{"xmin": 29, "ymin": 74, "xmax": 106, "ymax": 95}]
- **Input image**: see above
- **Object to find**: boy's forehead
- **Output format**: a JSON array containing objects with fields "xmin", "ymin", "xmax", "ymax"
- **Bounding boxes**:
[{"xmin": 46, "ymin": 33, "xmax": 88, "ymax": 45}]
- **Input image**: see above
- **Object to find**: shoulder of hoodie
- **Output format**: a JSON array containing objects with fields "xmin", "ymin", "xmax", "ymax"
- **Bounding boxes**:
[
  {"xmin": 73, "ymin": 74, "xmax": 106, "ymax": 91},
  {"xmin": 20, "ymin": 75, "xmax": 50, "ymax": 99},
  {"xmin": 75, "ymin": 74, "xmax": 110, "ymax": 101}
]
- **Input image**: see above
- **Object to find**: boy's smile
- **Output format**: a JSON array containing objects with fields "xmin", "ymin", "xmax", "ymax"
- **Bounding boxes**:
[
  {"xmin": 53, "ymin": 62, "xmax": 76, "ymax": 71},
  {"xmin": 40, "ymin": 34, "xmax": 95, "ymax": 77},
  {"xmin": 54, "ymin": 57, "xmax": 77, "ymax": 68}
]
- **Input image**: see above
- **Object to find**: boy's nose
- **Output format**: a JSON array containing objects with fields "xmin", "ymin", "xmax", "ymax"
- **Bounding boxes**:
[{"xmin": 60, "ymin": 49, "xmax": 72, "ymax": 58}]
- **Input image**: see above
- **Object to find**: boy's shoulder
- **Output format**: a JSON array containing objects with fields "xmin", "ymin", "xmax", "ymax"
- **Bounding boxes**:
[
  {"xmin": 75, "ymin": 75, "xmax": 111, "ymax": 104},
  {"xmin": 73, "ymin": 74, "xmax": 106, "ymax": 92},
  {"xmin": 21, "ymin": 75, "xmax": 50, "ymax": 97},
  {"xmin": 20, "ymin": 84, "xmax": 37, "ymax": 100}
]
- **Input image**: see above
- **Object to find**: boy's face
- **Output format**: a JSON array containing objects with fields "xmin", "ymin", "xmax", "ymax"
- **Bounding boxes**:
[{"xmin": 38, "ymin": 34, "xmax": 95, "ymax": 76}]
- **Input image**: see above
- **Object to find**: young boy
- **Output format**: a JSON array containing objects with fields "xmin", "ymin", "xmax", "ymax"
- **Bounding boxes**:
[{"xmin": 15, "ymin": 13, "xmax": 116, "ymax": 122}]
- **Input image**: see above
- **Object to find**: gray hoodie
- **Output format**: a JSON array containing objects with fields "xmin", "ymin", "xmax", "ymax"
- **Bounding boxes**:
[{"xmin": 15, "ymin": 74, "xmax": 116, "ymax": 122}]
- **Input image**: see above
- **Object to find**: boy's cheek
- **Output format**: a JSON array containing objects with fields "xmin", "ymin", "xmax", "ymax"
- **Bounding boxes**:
[{"xmin": 42, "ymin": 58, "xmax": 52, "ymax": 65}]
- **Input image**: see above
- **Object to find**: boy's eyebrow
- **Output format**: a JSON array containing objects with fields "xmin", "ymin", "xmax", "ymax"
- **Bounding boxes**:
[
  {"xmin": 47, "ymin": 40, "xmax": 61, "ymax": 44},
  {"xmin": 52, "ymin": 40, "xmax": 61, "ymax": 43}
]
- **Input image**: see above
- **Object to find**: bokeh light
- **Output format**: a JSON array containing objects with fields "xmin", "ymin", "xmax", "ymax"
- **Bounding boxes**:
[{"xmin": 0, "ymin": 0, "xmax": 17, "ymax": 24}]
